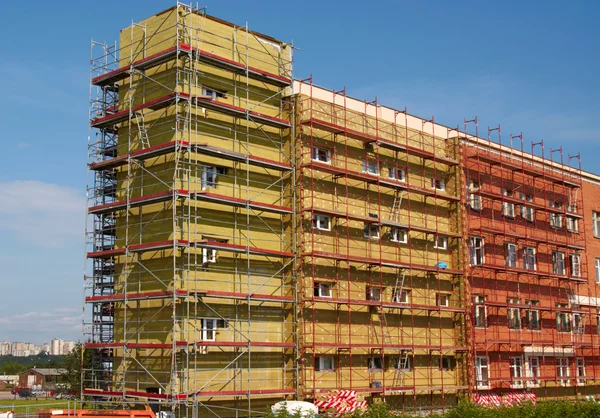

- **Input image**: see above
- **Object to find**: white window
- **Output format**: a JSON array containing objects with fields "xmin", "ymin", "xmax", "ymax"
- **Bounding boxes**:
[
  {"xmin": 502, "ymin": 189, "xmax": 515, "ymax": 218},
  {"xmin": 440, "ymin": 356, "xmax": 454, "ymax": 370},
  {"xmin": 524, "ymin": 300, "xmax": 540, "ymax": 330},
  {"xmin": 510, "ymin": 356, "xmax": 524, "ymax": 388},
  {"xmin": 468, "ymin": 180, "xmax": 482, "ymax": 210},
  {"xmin": 201, "ymin": 165, "xmax": 218, "ymax": 189},
  {"xmin": 388, "ymin": 167, "xmax": 406, "ymax": 181},
  {"xmin": 394, "ymin": 353, "xmax": 412, "ymax": 372},
  {"xmin": 315, "ymin": 356, "xmax": 335, "ymax": 372},
  {"xmin": 368, "ymin": 357, "xmax": 383, "ymax": 372},
  {"xmin": 437, "ymin": 293, "xmax": 450, "ymax": 307},
  {"xmin": 576, "ymin": 357, "xmax": 586, "ymax": 385},
  {"xmin": 520, "ymin": 194, "xmax": 535, "ymax": 222},
  {"xmin": 474, "ymin": 295, "xmax": 486, "ymax": 328},
  {"xmin": 596, "ymin": 258, "xmax": 600, "ymax": 284},
  {"xmin": 505, "ymin": 243, "xmax": 517, "ymax": 268},
  {"xmin": 553, "ymin": 251, "xmax": 566, "ymax": 275},
  {"xmin": 567, "ymin": 202, "xmax": 577, "ymax": 213},
  {"xmin": 557, "ymin": 358, "xmax": 570, "ymax": 386},
  {"xmin": 311, "ymin": 146, "xmax": 331, "ymax": 163},
  {"xmin": 527, "ymin": 357, "xmax": 540, "ymax": 387},
  {"xmin": 573, "ymin": 312, "xmax": 584, "ymax": 334},
  {"xmin": 508, "ymin": 298, "xmax": 521, "ymax": 329},
  {"xmin": 570, "ymin": 254, "xmax": 581, "ymax": 277},
  {"xmin": 392, "ymin": 289, "xmax": 409, "ymax": 304},
  {"xmin": 314, "ymin": 282, "xmax": 332, "ymax": 298},
  {"xmin": 434, "ymin": 236, "xmax": 448, "ymax": 250},
  {"xmin": 522, "ymin": 246, "xmax": 536, "ymax": 271},
  {"xmin": 475, "ymin": 356, "xmax": 490, "ymax": 389},
  {"xmin": 362, "ymin": 159, "xmax": 379, "ymax": 175},
  {"xmin": 469, "ymin": 236, "xmax": 484, "ymax": 265},
  {"xmin": 202, "ymin": 248, "xmax": 217, "ymax": 264},
  {"xmin": 431, "ymin": 177, "xmax": 445, "ymax": 191},
  {"xmin": 200, "ymin": 318, "xmax": 224, "ymax": 341},
  {"xmin": 366, "ymin": 286, "xmax": 381, "ymax": 302},
  {"xmin": 550, "ymin": 213, "xmax": 563, "ymax": 229},
  {"xmin": 390, "ymin": 228, "xmax": 408, "ymax": 244},
  {"xmin": 201, "ymin": 86, "xmax": 225, "ymax": 100},
  {"xmin": 594, "ymin": 211, "xmax": 600, "ymax": 238},
  {"xmin": 556, "ymin": 304, "xmax": 571, "ymax": 332},
  {"xmin": 567, "ymin": 216, "xmax": 578, "ymax": 233},
  {"xmin": 312, "ymin": 214, "xmax": 331, "ymax": 231}
]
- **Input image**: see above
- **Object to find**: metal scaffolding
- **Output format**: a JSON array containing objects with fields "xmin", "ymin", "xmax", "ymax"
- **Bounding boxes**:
[{"xmin": 85, "ymin": 3, "xmax": 295, "ymax": 416}]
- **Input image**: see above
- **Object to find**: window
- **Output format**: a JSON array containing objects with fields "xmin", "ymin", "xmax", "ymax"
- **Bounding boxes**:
[
  {"xmin": 394, "ymin": 353, "xmax": 412, "ymax": 372},
  {"xmin": 522, "ymin": 246, "xmax": 536, "ymax": 271},
  {"xmin": 474, "ymin": 295, "xmax": 486, "ymax": 328},
  {"xmin": 567, "ymin": 202, "xmax": 577, "ymax": 213},
  {"xmin": 440, "ymin": 357, "xmax": 454, "ymax": 370},
  {"xmin": 508, "ymin": 298, "xmax": 521, "ymax": 329},
  {"xmin": 437, "ymin": 293, "xmax": 450, "ymax": 307},
  {"xmin": 315, "ymin": 356, "xmax": 335, "ymax": 372},
  {"xmin": 202, "ymin": 248, "xmax": 217, "ymax": 264},
  {"xmin": 553, "ymin": 251, "xmax": 566, "ymax": 275},
  {"xmin": 527, "ymin": 357, "xmax": 540, "ymax": 387},
  {"xmin": 520, "ymin": 194, "xmax": 535, "ymax": 222},
  {"xmin": 469, "ymin": 236, "xmax": 484, "ymax": 265},
  {"xmin": 573, "ymin": 313, "xmax": 584, "ymax": 334},
  {"xmin": 502, "ymin": 189, "xmax": 515, "ymax": 218},
  {"xmin": 311, "ymin": 146, "xmax": 331, "ymax": 163},
  {"xmin": 557, "ymin": 358, "xmax": 570, "ymax": 386},
  {"xmin": 368, "ymin": 357, "xmax": 383, "ymax": 372},
  {"xmin": 388, "ymin": 167, "xmax": 406, "ymax": 181},
  {"xmin": 201, "ymin": 165, "xmax": 218, "ymax": 189},
  {"xmin": 200, "ymin": 318, "xmax": 226, "ymax": 341},
  {"xmin": 431, "ymin": 177, "xmax": 445, "ymax": 191},
  {"xmin": 314, "ymin": 282, "xmax": 332, "ymax": 298},
  {"xmin": 434, "ymin": 236, "xmax": 448, "ymax": 250},
  {"xmin": 524, "ymin": 300, "xmax": 540, "ymax": 330},
  {"xmin": 576, "ymin": 357, "xmax": 586, "ymax": 385},
  {"xmin": 505, "ymin": 243, "xmax": 517, "ymax": 268},
  {"xmin": 594, "ymin": 211, "xmax": 600, "ymax": 238},
  {"xmin": 510, "ymin": 356, "xmax": 524, "ymax": 388},
  {"xmin": 362, "ymin": 159, "xmax": 379, "ymax": 175},
  {"xmin": 596, "ymin": 258, "xmax": 600, "ymax": 284},
  {"xmin": 201, "ymin": 86, "xmax": 226, "ymax": 100},
  {"xmin": 390, "ymin": 228, "xmax": 408, "ymax": 244},
  {"xmin": 549, "ymin": 200, "xmax": 562, "ymax": 209},
  {"xmin": 475, "ymin": 356, "xmax": 490, "ymax": 389},
  {"xmin": 363, "ymin": 222, "xmax": 380, "ymax": 239},
  {"xmin": 468, "ymin": 180, "xmax": 482, "ymax": 210},
  {"xmin": 566, "ymin": 216, "xmax": 578, "ymax": 233},
  {"xmin": 392, "ymin": 289, "xmax": 409, "ymax": 304},
  {"xmin": 570, "ymin": 254, "xmax": 581, "ymax": 277},
  {"xmin": 312, "ymin": 214, "xmax": 331, "ymax": 231},
  {"xmin": 366, "ymin": 286, "xmax": 381, "ymax": 302},
  {"xmin": 550, "ymin": 213, "xmax": 563, "ymax": 229},
  {"xmin": 556, "ymin": 304, "xmax": 571, "ymax": 332}
]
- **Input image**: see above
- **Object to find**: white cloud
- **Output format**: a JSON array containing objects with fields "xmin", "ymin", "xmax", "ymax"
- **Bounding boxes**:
[
  {"xmin": 0, "ymin": 308, "xmax": 81, "ymax": 337},
  {"xmin": 0, "ymin": 180, "xmax": 85, "ymax": 248}
]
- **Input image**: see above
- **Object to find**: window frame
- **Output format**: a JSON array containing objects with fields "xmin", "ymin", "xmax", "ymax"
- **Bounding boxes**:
[
  {"xmin": 557, "ymin": 357, "xmax": 570, "ymax": 386},
  {"xmin": 474, "ymin": 295, "xmax": 486, "ymax": 328},
  {"xmin": 566, "ymin": 216, "xmax": 578, "ymax": 232},
  {"xmin": 510, "ymin": 356, "xmax": 524, "ymax": 388},
  {"xmin": 436, "ymin": 293, "xmax": 450, "ymax": 307},
  {"xmin": 596, "ymin": 258, "xmax": 600, "ymax": 284},
  {"xmin": 553, "ymin": 251, "xmax": 566, "ymax": 275},
  {"xmin": 576, "ymin": 357, "xmax": 586, "ymax": 386},
  {"xmin": 388, "ymin": 167, "xmax": 406, "ymax": 182},
  {"xmin": 505, "ymin": 242, "xmax": 517, "ymax": 268},
  {"xmin": 475, "ymin": 356, "xmax": 490, "ymax": 389},
  {"xmin": 502, "ymin": 189, "xmax": 516, "ymax": 218},
  {"xmin": 434, "ymin": 235, "xmax": 448, "ymax": 250},
  {"xmin": 569, "ymin": 254, "xmax": 581, "ymax": 278},
  {"xmin": 593, "ymin": 211, "xmax": 600, "ymax": 238},
  {"xmin": 522, "ymin": 246, "xmax": 537, "ymax": 271},
  {"xmin": 366, "ymin": 286, "xmax": 382, "ymax": 302},
  {"xmin": 527, "ymin": 356, "xmax": 540, "ymax": 387},
  {"xmin": 312, "ymin": 214, "xmax": 331, "ymax": 231},
  {"xmin": 508, "ymin": 298, "xmax": 522, "ymax": 330},
  {"xmin": 315, "ymin": 356, "xmax": 335, "ymax": 372},
  {"xmin": 314, "ymin": 282, "xmax": 332, "ymax": 298},
  {"xmin": 524, "ymin": 300, "xmax": 540, "ymax": 331},
  {"xmin": 363, "ymin": 222, "xmax": 380, "ymax": 239},
  {"xmin": 390, "ymin": 228, "xmax": 408, "ymax": 244},
  {"xmin": 311, "ymin": 146, "xmax": 332, "ymax": 164},
  {"xmin": 392, "ymin": 289, "xmax": 409, "ymax": 304},
  {"xmin": 368, "ymin": 357, "xmax": 383, "ymax": 372},
  {"xmin": 469, "ymin": 236, "xmax": 484, "ymax": 265},
  {"xmin": 362, "ymin": 159, "xmax": 379, "ymax": 175}
]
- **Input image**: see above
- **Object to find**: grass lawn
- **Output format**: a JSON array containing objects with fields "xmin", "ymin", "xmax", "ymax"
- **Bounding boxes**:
[{"xmin": 0, "ymin": 398, "xmax": 78, "ymax": 413}]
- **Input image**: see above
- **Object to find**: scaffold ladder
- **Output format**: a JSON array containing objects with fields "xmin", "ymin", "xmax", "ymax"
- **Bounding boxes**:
[
  {"xmin": 392, "ymin": 269, "xmax": 407, "ymax": 303},
  {"xmin": 134, "ymin": 111, "xmax": 151, "ymax": 149},
  {"xmin": 390, "ymin": 191, "xmax": 405, "ymax": 224},
  {"xmin": 392, "ymin": 350, "xmax": 410, "ymax": 388}
]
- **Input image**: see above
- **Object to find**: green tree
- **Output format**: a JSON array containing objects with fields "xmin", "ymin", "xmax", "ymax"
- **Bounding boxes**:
[{"xmin": 60, "ymin": 342, "xmax": 92, "ymax": 395}]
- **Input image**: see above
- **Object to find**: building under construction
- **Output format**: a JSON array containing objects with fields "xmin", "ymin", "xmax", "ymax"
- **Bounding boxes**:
[{"xmin": 85, "ymin": 3, "xmax": 600, "ymax": 416}]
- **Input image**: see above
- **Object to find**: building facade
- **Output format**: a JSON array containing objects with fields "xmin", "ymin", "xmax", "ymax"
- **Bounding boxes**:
[{"xmin": 85, "ymin": 4, "xmax": 600, "ymax": 415}]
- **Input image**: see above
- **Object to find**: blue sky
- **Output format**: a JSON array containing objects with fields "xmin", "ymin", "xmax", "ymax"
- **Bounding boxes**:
[{"xmin": 0, "ymin": 0, "xmax": 598, "ymax": 344}]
